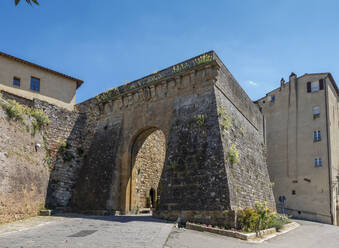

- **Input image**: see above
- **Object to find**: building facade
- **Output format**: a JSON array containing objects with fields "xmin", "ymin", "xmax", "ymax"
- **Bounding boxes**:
[
  {"xmin": 256, "ymin": 73, "xmax": 339, "ymax": 225},
  {"xmin": 0, "ymin": 51, "xmax": 83, "ymax": 110}
]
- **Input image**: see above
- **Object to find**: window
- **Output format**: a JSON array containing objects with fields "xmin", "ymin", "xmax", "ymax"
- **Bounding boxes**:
[
  {"xmin": 313, "ymin": 130, "xmax": 321, "ymax": 142},
  {"xmin": 307, "ymin": 79, "xmax": 324, "ymax": 93},
  {"xmin": 311, "ymin": 82, "xmax": 320, "ymax": 92},
  {"xmin": 313, "ymin": 107, "xmax": 320, "ymax": 119},
  {"xmin": 30, "ymin": 77, "xmax": 40, "ymax": 92},
  {"xmin": 13, "ymin": 77, "xmax": 20, "ymax": 87},
  {"xmin": 270, "ymin": 95, "xmax": 275, "ymax": 103},
  {"xmin": 314, "ymin": 158, "xmax": 323, "ymax": 167}
]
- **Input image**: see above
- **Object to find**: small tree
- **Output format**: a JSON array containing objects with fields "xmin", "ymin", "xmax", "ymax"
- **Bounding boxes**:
[{"xmin": 15, "ymin": 0, "xmax": 39, "ymax": 6}]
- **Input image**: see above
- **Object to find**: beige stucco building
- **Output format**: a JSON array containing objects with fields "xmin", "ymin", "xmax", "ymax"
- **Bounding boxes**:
[
  {"xmin": 256, "ymin": 72, "xmax": 339, "ymax": 225},
  {"xmin": 0, "ymin": 51, "xmax": 83, "ymax": 110}
]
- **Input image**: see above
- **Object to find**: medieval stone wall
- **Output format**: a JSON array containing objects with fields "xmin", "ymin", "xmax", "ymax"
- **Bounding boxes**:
[
  {"xmin": 0, "ymin": 90, "xmax": 86, "ymax": 210},
  {"xmin": 0, "ymin": 52, "xmax": 276, "ymax": 227},
  {"xmin": 133, "ymin": 130, "xmax": 166, "ymax": 209},
  {"xmin": 0, "ymin": 105, "xmax": 49, "ymax": 224},
  {"xmin": 214, "ymin": 83, "xmax": 275, "ymax": 210},
  {"xmin": 32, "ymin": 99, "xmax": 87, "ymax": 209},
  {"xmin": 1, "ymin": 90, "xmax": 33, "ymax": 107}
]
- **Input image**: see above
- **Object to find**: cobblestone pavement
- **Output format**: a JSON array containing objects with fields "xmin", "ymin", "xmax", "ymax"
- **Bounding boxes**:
[
  {"xmin": 164, "ymin": 220, "xmax": 339, "ymax": 248},
  {"xmin": 0, "ymin": 214, "xmax": 173, "ymax": 248}
]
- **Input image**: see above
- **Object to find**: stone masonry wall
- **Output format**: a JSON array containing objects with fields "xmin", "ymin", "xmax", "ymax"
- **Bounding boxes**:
[
  {"xmin": 157, "ymin": 89, "xmax": 229, "ymax": 213},
  {"xmin": 0, "ymin": 104, "xmax": 49, "ymax": 224},
  {"xmin": 71, "ymin": 115, "xmax": 122, "ymax": 211},
  {"xmin": 214, "ymin": 86, "xmax": 275, "ymax": 210},
  {"xmin": 33, "ymin": 99, "xmax": 87, "ymax": 209},
  {"xmin": 0, "ymin": 51, "xmax": 276, "ymax": 224},
  {"xmin": 0, "ymin": 91, "xmax": 86, "ymax": 211},
  {"xmin": 214, "ymin": 67, "xmax": 275, "ymax": 210},
  {"xmin": 134, "ymin": 130, "xmax": 166, "ymax": 209},
  {"xmin": 1, "ymin": 90, "xmax": 33, "ymax": 107}
]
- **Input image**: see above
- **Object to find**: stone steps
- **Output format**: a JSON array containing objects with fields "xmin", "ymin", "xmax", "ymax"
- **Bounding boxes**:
[{"xmin": 139, "ymin": 208, "xmax": 152, "ymax": 214}]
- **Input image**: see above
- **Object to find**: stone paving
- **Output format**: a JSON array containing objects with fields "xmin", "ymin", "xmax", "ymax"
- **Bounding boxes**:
[
  {"xmin": 0, "ymin": 214, "xmax": 173, "ymax": 248},
  {"xmin": 2, "ymin": 216, "xmax": 339, "ymax": 248}
]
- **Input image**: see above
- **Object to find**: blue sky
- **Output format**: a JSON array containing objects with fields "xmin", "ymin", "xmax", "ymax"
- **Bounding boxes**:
[{"xmin": 1, "ymin": 0, "xmax": 338, "ymax": 103}]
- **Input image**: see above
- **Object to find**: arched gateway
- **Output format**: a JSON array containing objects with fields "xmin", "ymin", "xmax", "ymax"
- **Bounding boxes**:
[{"xmin": 71, "ymin": 51, "xmax": 275, "ymax": 226}]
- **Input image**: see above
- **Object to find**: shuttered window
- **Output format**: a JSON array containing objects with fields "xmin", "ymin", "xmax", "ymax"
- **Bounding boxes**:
[
  {"xmin": 307, "ymin": 79, "xmax": 325, "ymax": 93},
  {"xmin": 313, "ymin": 130, "xmax": 321, "ymax": 142},
  {"xmin": 307, "ymin": 82, "xmax": 311, "ymax": 92},
  {"xmin": 314, "ymin": 158, "xmax": 323, "ymax": 167},
  {"xmin": 319, "ymin": 79, "xmax": 324, "ymax": 90}
]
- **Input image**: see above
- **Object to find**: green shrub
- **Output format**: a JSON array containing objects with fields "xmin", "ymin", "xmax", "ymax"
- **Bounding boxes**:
[
  {"xmin": 237, "ymin": 202, "xmax": 290, "ymax": 234},
  {"xmin": 268, "ymin": 213, "xmax": 290, "ymax": 231},
  {"xmin": 237, "ymin": 206, "xmax": 258, "ymax": 232}
]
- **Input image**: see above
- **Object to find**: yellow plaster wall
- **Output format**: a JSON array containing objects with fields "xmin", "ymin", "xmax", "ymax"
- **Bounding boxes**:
[{"xmin": 0, "ymin": 55, "xmax": 77, "ymax": 110}]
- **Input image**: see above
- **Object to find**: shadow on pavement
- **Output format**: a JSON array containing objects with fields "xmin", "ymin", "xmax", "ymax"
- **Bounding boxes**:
[{"xmin": 51, "ymin": 213, "xmax": 174, "ymax": 224}]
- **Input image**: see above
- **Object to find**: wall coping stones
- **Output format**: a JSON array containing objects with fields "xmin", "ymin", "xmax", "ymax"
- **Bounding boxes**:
[{"xmin": 80, "ymin": 51, "xmax": 217, "ymax": 105}]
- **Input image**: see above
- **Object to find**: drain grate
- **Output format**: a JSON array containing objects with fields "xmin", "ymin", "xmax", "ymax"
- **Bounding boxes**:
[{"xmin": 68, "ymin": 230, "xmax": 97, "ymax": 237}]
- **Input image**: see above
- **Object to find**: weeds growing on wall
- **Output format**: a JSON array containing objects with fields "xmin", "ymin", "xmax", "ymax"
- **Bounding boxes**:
[
  {"xmin": 95, "ymin": 87, "xmax": 120, "ymax": 103},
  {"xmin": 0, "ymin": 95, "xmax": 50, "ymax": 136},
  {"xmin": 218, "ymin": 107, "xmax": 231, "ymax": 135},
  {"xmin": 196, "ymin": 114, "xmax": 206, "ymax": 127},
  {"xmin": 194, "ymin": 53, "xmax": 213, "ymax": 66},
  {"xmin": 227, "ymin": 144, "xmax": 240, "ymax": 164},
  {"xmin": 57, "ymin": 141, "xmax": 75, "ymax": 162}
]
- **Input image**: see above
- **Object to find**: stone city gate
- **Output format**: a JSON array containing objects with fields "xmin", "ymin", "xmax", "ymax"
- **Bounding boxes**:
[{"xmin": 66, "ymin": 51, "xmax": 275, "ymax": 226}]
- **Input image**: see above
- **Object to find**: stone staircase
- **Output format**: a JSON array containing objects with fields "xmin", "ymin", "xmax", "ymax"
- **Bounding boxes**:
[{"xmin": 139, "ymin": 208, "xmax": 152, "ymax": 214}]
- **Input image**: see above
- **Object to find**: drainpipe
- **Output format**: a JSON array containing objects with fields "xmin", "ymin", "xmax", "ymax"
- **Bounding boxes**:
[{"xmin": 325, "ymin": 78, "xmax": 334, "ymax": 224}]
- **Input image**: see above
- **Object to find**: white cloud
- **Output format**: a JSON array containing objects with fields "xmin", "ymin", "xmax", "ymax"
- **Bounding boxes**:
[{"xmin": 246, "ymin": 80, "xmax": 258, "ymax": 86}]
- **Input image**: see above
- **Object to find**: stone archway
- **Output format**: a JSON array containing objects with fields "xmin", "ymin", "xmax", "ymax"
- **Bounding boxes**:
[
  {"xmin": 128, "ymin": 128, "xmax": 166, "ymax": 213},
  {"xmin": 70, "ymin": 51, "xmax": 276, "ymax": 227}
]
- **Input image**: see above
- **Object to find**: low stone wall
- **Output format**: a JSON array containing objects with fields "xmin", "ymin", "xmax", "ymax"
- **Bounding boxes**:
[
  {"xmin": 154, "ymin": 210, "xmax": 236, "ymax": 227},
  {"xmin": 186, "ymin": 222, "xmax": 275, "ymax": 240}
]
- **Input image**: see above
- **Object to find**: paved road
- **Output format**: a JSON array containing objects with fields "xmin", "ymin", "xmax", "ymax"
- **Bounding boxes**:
[
  {"xmin": 0, "ymin": 214, "xmax": 173, "ymax": 248},
  {"xmin": 165, "ymin": 219, "xmax": 339, "ymax": 248},
  {"xmin": 2, "ymin": 216, "xmax": 339, "ymax": 248}
]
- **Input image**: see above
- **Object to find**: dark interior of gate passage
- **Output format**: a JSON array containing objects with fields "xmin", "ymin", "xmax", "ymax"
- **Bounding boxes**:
[{"xmin": 132, "ymin": 129, "xmax": 166, "ymax": 211}]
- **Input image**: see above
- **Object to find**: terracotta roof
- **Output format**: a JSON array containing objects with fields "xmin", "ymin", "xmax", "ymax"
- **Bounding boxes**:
[{"xmin": 0, "ymin": 51, "xmax": 83, "ymax": 89}]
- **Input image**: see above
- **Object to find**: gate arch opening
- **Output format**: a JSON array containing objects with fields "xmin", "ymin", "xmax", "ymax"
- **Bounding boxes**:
[{"xmin": 128, "ymin": 128, "xmax": 166, "ymax": 213}]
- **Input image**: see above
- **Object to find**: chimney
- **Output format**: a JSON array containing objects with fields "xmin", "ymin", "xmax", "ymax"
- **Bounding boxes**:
[
  {"xmin": 289, "ymin": 72, "xmax": 297, "ymax": 81},
  {"xmin": 280, "ymin": 78, "xmax": 285, "ymax": 88},
  {"xmin": 289, "ymin": 72, "xmax": 297, "ymax": 88}
]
